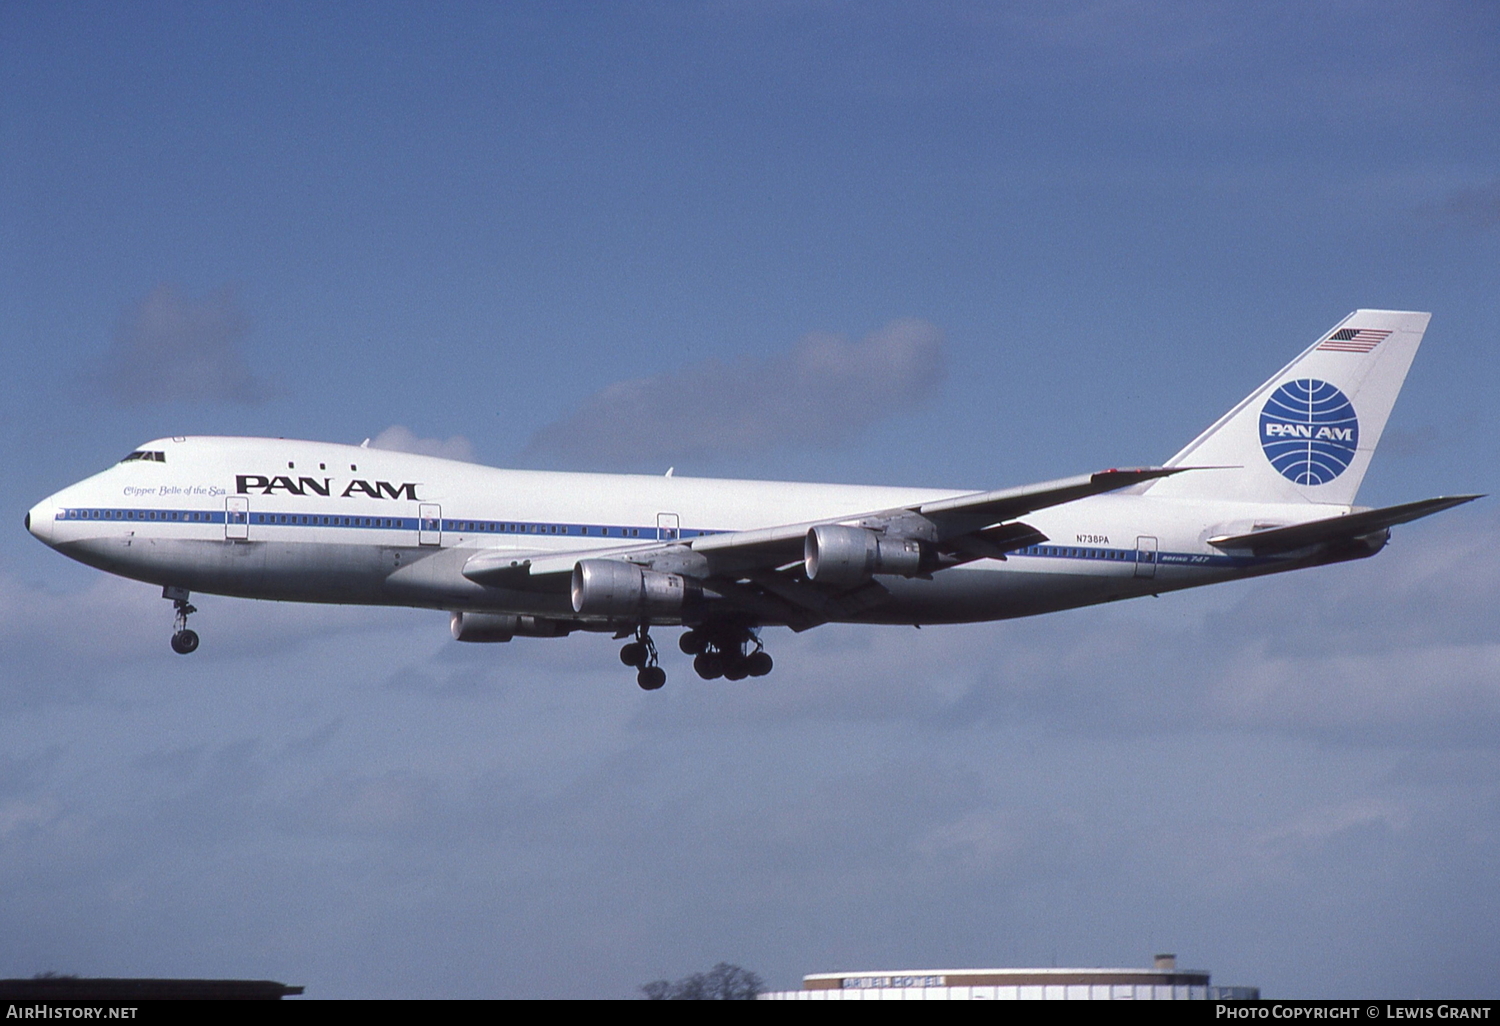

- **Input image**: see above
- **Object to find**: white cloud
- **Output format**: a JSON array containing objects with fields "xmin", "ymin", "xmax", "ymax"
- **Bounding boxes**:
[
  {"xmin": 1254, "ymin": 797, "xmax": 1412, "ymax": 861},
  {"xmin": 1207, "ymin": 641, "xmax": 1500, "ymax": 739},
  {"xmin": 367, "ymin": 425, "xmax": 476, "ymax": 463},
  {"xmin": 521, "ymin": 319, "xmax": 945, "ymax": 468},
  {"xmin": 97, "ymin": 284, "xmax": 272, "ymax": 405}
]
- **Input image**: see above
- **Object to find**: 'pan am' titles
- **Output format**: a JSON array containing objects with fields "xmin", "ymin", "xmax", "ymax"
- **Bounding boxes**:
[
  {"xmin": 1259, "ymin": 379, "xmax": 1359, "ymax": 486},
  {"xmin": 235, "ymin": 475, "xmax": 421, "ymax": 500}
]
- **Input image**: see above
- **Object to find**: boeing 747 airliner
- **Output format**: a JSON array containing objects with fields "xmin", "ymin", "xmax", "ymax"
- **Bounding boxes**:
[{"xmin": 26, "ymin": 310, "xmax": 1477, "ymax": 689}]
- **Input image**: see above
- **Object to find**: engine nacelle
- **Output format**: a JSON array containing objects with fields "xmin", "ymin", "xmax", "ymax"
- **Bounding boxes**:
[
  {"xmin": 450, "ymin": 611, "xmax": 573, "ymax": 642},
  {"xmin": 570, "ymin": 559, "xmax": 700, "ymax": 618},
  {"xmin": 804, "ymin": 524, "xmax": 923, "ymax": 587}
]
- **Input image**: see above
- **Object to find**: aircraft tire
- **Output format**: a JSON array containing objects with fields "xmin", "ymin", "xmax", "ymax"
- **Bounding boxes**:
[
  {"xmin": 723, "ymin": 659, "xmax": 749, "ymax": 681},
  {"xmin": 746, "ymin": 651, "xmax": 773, "ymax": 677},
  {"xmin": 171, "ymin": 629, "xmax": 199, "ymax": 655},
  {"xmin": 619, "ymin": 642, "xmax": 646, "ymax": 668},
  {"xmin": 693, "ymin": 653, "xmax": 723, "ymax": 680},
  {"xmin": 637, "ymin": 666, "xmax": 666, "ymax": 691},
  {"xmin": 678, "ymin": 630, "xmax": 705, "ymax": 655}
]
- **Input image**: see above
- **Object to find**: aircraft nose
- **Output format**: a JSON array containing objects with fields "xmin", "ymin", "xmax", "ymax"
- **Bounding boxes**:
[{"xmin": 26, "ymin": 499, "xmax": 57, "ymax": 545}]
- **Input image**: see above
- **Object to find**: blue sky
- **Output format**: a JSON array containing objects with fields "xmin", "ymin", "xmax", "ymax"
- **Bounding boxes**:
[{"xmin": 2, "ymin": 1, "xmax": 1498, "ymax": 998}]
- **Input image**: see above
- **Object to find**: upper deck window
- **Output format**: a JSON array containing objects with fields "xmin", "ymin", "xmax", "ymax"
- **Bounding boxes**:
[{"xmin": 120, "ymin": 451, "xmax": 166, "ymax": 463}]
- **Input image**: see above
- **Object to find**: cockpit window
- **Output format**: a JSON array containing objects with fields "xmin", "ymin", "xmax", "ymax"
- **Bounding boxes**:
[{"xmin": 120, "ymin": 451, "xmax": 166, "ymax": 463}]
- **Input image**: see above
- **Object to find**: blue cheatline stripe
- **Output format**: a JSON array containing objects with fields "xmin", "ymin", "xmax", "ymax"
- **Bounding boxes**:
[
  {"xmin": 56, "ymin": 507, "xmax": 723, "ymax": 540},
  {"xmin": 57, "ymin": 508, "xmax": 1263, "ymax": 568}
]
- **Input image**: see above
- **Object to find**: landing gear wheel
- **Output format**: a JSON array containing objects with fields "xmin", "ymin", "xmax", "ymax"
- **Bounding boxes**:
[
  {"xmin": 164, "ymin": 587, "xmax": 200, "ymax": 655},
  {"xmin": 687, "ymin": 624, "xmax": 776, "ymax": 681},
  {"xmin": 623, "ymin": 627, "xmax": 664, "ymax": 688}
]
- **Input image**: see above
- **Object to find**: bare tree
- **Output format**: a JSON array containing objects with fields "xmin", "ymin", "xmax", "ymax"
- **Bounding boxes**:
[{"xmin": 640, "ymin": 963, "xmax": 763, "ymax": 1000}]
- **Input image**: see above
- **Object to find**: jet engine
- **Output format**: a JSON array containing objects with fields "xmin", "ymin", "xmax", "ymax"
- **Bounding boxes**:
[
  {"xmin": 450, "ymin": 611, "xmax": 573, "ymax": 642},
  {"xmin": 570, "ymin": 559, "xmax": 701, "ymax": 618},
  {"xmin": 804, "ymin": 524, "xmax": 924, "ymax": 587}
]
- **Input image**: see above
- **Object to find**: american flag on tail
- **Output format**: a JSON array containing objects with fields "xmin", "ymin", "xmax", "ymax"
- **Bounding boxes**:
[{"xmin": 1318, "ymin": 327, "xmax": 1390, "ymax": 353}]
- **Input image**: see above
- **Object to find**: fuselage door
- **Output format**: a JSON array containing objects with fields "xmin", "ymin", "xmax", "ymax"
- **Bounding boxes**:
[
  {"xmin": 1134, "ymin": 535, "xmax": 1158, "ymax": 579},
  {"xmin": 657, "ymin": 512, "xmax": 680, "ymax": 541},
  {"xmin": 225, "ymin": 497, "xmax": 249, "ymax": 540},
  {"xmin": 419, "ymin": 504, "xmax": 442, "ymax": 546}
]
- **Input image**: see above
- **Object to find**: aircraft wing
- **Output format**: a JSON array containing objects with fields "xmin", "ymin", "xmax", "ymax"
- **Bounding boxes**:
[
  {"xmin": 1207, "ymin": 494, "xmax": 1482, "ymax": 555},
  {"xmin": 461, "ymin": 467, "xmax": 1184, "ymax": 596},
  {"xmin": 679, "ymin": 466, "xmax": 1184, "ymax": 574}
]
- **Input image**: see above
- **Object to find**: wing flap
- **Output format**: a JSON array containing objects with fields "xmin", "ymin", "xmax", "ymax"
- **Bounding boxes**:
[
  {"xmin": 461, "ymin": 543, "xmax": 659, "ymax": 586},
  {"xmin": 946, "ymin": 521, "xmax": 1050, "ymax": 562}
]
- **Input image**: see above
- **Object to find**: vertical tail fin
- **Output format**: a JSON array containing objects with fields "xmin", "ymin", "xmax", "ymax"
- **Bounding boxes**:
[{"xmin": 1145, "ymin": 310, "xmax": 1429, "ymax": 506}]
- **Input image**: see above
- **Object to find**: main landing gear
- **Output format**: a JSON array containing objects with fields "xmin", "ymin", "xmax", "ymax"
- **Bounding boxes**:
[
  {"xmin": 164, "ymin": 586, "xmax": 199, "ymax": 655},
  {"xmin": 678, "ymin": 625, "xmax": 772, "ymax": 681},
  {"xmin": 618, "ymin": 624, "xmax": 775, "ymax": 690},
  {"xmin": 620, "ymin": 626, "xmax": 666, "ymax": 691}
]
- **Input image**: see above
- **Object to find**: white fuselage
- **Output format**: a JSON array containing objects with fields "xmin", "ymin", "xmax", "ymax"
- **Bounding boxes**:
[{"xmin": 27, "ymin": 436, "xmax": 1358, "ymax": 630}]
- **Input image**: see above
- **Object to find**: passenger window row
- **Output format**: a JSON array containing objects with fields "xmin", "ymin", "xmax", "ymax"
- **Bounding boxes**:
[
  {"xmin": 1021, "ymin": 545, "xmax": 1137, "ymax": 560},
  {"xmin": 63, "ymin": 508, "xmax": 209, "ymax": 522}
]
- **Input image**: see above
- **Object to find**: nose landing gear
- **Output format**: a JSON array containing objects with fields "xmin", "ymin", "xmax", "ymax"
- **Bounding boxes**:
[{"xmin": 164, "ymin": 586, "xmax": 199, "ymax": 655}]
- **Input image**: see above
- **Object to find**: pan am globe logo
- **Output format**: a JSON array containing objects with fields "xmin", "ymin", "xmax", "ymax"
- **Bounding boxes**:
[{"xmin": 1259, "ymin": 379, "xmax": 1359, "ymax": 486}]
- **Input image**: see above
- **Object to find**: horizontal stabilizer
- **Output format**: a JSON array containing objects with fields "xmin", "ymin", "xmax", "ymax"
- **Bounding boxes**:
[{"xmin": 1208, "ymin": 495, "xmax": 1481, "ymax": 555}]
